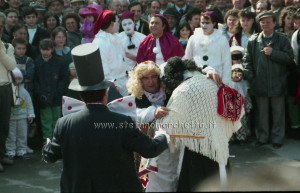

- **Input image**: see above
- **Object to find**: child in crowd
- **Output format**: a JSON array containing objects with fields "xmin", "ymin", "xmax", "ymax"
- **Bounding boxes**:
[
  {"xmin": 175, "ymin": 21, "xmax": 192, "ymax": 50},
  {"xmin": 6, "ymin": 68, "xmax": 35, "ymax": 159},
  {"xmin": 34, "ymin": 39, "xmax": 69, "ymax": 142},
  {"xmin": 293, "ymin": 10, "xmax": 300, "ymax": 30},
  {"xmin": 51, "ymin": 26, "xmax": 73, "ymax": 65},
  {"xmin": 229, "ymin": 46, "xmax": 252, "ymax": 145},
  {"xmin": 23, "ymin": 6, "xmax": 49, "ymax": 57},
  {"xmin": 80, "ymin": 4, "xmax": 102, "ymax": 43},
  {"xmin": 12, "ymin": 37, "xmax": 35, "ymax": 98}
]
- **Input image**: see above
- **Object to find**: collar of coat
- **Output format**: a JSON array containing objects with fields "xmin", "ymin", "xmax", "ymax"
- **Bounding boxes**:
[{"xmin": 257, "ymin": 31, "xmax": 279, "ymax": 47}]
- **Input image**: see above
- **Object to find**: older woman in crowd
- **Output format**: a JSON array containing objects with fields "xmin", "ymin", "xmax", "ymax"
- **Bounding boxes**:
[{"xmin": 62, "ymin": 12, "xmax": 82, "ymax": 49}]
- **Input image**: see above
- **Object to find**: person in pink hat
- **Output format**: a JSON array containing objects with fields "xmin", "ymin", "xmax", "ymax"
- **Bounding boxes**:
[
  {"xmin": 118, "ymin": 11, "xmax": 146, "ymax": 71},
  {"xmin": 80, "ymin": 4, "xmax": 102, "ymax": 43}
]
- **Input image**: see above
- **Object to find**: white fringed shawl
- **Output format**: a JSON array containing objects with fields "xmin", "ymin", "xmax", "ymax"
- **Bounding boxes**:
[{"xmin": 159, "ymin": 74, "xmax": 242, "ymax": 165}]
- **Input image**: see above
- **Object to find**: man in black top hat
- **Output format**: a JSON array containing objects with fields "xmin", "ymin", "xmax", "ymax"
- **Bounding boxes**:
[{"xmin": 42, "ymin": 43, "xmax": 169, "ymax": 192}]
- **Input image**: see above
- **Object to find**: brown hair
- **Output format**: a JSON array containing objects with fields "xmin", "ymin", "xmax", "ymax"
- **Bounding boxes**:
[
  {"xmin": 12, "ymin": 37, "xmax": 27, "ymax": 47},
  {"xmin": 51, "ymin": 26, "xmax": 68, "ymax": 45},
  {"xmin": 279, "ymin": 6, "xmax": 297, "ymax": 28},
  {"xmin": 224, "ymin": 9, "xmax": 239, "ymax": 26},
  {"xmin": 233, "ymin": 9, "xmax": 257, "ymax": 34}
]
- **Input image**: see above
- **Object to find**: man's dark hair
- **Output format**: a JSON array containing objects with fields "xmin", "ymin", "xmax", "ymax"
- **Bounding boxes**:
[
  {"xmin": 12, "ymin": 37, "xmax": 28, "ymax": 47},
  {"xmin": 186, "ymin": 7, "xmax": 202, "ymax": 22},
  {"xmin": 128, "ymin": 1, "xmax": 143, "ymax": 12},
  {"xmin": 79, "ymin": 89, "xmax": 107, "ymax": 103},
  {"xmin": 100, "ymin": 13, "xmax": 117, "ymax": 30},
  {"xmin": 148, "ymin": 0, "xmax": 161, "ymax": 8},
  {"xmin": 23, "ymin": 6, "xmax": 37, "ymax": 17},
  {"xmin": 4, "ymin": 8, "xmax": 19, "ymax": 17}
]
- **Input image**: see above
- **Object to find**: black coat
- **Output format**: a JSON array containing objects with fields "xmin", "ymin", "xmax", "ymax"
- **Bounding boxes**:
[
  {"xmin": 42, "ymin": 104, "xmax": 168, "ymax": 192},
  {"xmin": 34, "ymin": 55, "xmax": 69, "ymax": 107},
  {"xmin": 137, "ymin": 18, "xmax": 150, "ymax": 36}
]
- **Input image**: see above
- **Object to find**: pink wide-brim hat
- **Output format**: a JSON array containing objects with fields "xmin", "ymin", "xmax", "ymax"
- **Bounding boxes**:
[{"xmin": 80, "ymin": 4, "xmax": 103, "ymax": 17}]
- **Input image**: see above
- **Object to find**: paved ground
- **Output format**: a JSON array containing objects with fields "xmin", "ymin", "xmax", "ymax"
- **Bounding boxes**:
[{"xmin": 1, "ymin": 136, "xmax": 300, "ymax": 192}]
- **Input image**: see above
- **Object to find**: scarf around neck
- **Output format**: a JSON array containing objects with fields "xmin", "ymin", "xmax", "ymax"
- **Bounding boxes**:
[{"xmin": 144, "ymin": 89, "xmax": 166, "ymax": 106}]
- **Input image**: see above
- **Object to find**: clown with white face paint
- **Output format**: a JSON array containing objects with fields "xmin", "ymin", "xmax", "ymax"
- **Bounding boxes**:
[
  {"xmin": 184, "ymin": 11, "xmax": 232, "ymax": 85},
  {"xmin": 118, "ymin": 11, "xmax": 146, "ymax": 71}
]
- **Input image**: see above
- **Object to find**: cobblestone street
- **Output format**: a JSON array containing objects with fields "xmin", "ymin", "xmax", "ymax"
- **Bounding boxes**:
[{"xmin": 1, "ymin": 136, "xmax": 300, "ymax": 192}]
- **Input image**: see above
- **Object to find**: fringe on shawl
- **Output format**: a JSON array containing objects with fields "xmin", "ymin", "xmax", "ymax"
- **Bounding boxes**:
[{"xmin": 160, "ymin": 75, "xmax": 243, "ymax": 165}]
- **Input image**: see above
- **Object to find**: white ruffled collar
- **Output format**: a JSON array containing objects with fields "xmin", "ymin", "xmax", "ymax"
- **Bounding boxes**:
[
  {"xmin": 95, "ymin": 30, "xmax": 120, "ymax": 45},
  {"xmin": 193, "ymin": 28, "xmax": 223, "ymax": 52}
]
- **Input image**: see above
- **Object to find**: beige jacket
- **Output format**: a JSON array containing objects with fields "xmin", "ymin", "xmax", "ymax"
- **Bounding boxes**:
[{"xmin": 0, "ymin": 41, "xmax": 16, "ymax": 85}]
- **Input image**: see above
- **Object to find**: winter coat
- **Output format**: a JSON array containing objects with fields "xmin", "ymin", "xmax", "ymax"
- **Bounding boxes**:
[
  {"xmin": 42, "ymin": 104, "xmax": 168, "ymax": 192},
  {"xmin": 243, "ymin": 32, "xmax": 294, "ymax": 96},
  {"xmin": 34, "ymin": 55, "xmax": 69, "ymax": 107},
  {"xmin": 15, "ymin": 55, "xmax": 35, "ymax": 93}
]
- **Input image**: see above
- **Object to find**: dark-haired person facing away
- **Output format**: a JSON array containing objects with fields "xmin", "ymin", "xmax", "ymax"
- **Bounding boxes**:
[
  {"xmin": 93, "ymin": 10, "xmax": 128, "ymax": 96},
  {"xmin": 42, "ymin": 43, "xmax": 169, "ymax": 192},
  {"xmin": 23, "ymin": 6, "xmax": 49, "ymax": 58}
]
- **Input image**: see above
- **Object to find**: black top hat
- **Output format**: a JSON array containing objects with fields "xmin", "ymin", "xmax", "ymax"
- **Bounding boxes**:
[{"xmin": 69, "ymin": 43, "xmax": 112, "ymax": 91}]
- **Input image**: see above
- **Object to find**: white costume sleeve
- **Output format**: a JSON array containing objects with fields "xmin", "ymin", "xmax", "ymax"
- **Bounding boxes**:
[
  {"xmin": 220, "ymin": 39, "xmax": 233, "ymax": 85},
  {"xmin": 183, "ymin": 35, "xmax": 194, "ymax": 60},
  {"xmin": 291, "ymin": 30, "xmax": 299, "ymax": 65},
  {"xmin": 136, "ymin": 106, "xmax": 156, "ymax": 125}
]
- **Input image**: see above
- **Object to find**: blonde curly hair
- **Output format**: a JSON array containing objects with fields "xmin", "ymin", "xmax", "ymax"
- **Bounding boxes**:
[{"xmin": 127, "ymin": 61, "xmax": 164, "ymax": 99}]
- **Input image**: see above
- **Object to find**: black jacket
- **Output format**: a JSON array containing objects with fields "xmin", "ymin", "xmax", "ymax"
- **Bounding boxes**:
[
  {"xmin": 42, "ymin": 104, "xmax": 168, "ymax": 192},
  {"xmin": 137, "ymin": 18, "xmax": 150, "ymax": 36},
  {"xmin": 29, "ymin": 26, "xmax": 49, "ymax": 57},
  {"xmin": 243, "ymin": 32, "xmax": 294, "ymax": 96},
  {"xmin": 34, "ymin": 55, "xmax": 69, "ymax": 107}
]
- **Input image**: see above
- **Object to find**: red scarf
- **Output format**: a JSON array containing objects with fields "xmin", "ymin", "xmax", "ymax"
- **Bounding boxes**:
[
  {"xmin": 136, "ymin": 32, "xmax": 185, "ymax": 64},
  {"xmin": 217, "ymin": 84, "xmax": 244, "ymax": 122}
]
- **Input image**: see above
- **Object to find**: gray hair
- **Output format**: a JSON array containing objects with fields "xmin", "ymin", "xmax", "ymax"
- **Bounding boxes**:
[{"xmin": 108, "ymin": 0, "xmax": 120, "ymax": 7}]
